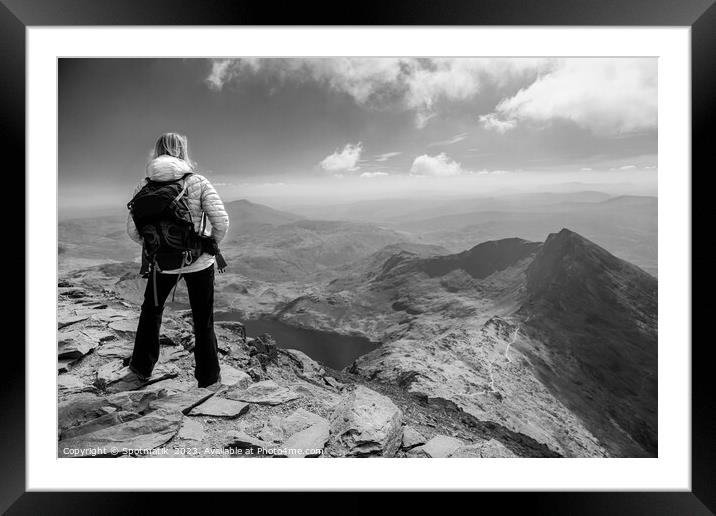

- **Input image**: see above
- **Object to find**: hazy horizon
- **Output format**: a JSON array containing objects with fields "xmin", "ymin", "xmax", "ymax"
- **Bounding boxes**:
[{"xmin": 59, "ymin": 57, "xmax": 657, "ymax": 216}]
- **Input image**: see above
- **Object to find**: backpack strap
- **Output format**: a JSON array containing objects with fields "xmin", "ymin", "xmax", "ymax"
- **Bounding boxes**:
[{"xmin": 173, "ymin": 173, "xmax": 192, "ymax": 203}]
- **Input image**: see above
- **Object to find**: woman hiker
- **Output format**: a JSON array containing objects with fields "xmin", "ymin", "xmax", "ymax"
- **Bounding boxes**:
[{"xmin": 124, "ymin": 132, "xmax": 230, "ymax": 389}]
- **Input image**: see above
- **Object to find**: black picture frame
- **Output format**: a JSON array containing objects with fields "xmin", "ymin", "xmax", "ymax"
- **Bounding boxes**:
[{"xmin": 3, "ymin": 0, "xmax": 711, "ymax": 513}]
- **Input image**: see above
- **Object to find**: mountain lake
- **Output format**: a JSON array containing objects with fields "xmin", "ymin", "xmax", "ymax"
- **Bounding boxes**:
[{"xmin": 214, "ymin": 312, "xmax": 380, "ymax": 370}]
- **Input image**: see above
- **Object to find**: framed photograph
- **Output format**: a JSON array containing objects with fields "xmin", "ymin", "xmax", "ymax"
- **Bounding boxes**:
[{"xmin": 5, "ymin": 0, "xmax": 712, "ymax": 512}]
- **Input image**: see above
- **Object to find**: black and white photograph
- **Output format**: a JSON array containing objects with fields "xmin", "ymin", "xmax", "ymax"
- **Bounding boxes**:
[{"xmin": 56, "ymin": 56, "xmax": 658, "ymax": 460}]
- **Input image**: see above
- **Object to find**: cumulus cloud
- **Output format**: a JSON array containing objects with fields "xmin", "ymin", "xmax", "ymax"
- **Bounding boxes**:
[
  {"xmin": 410, "ymin": 153, "xmax": 465, "ymax": 177},
  {"xmin": 319, "ymin": 143, "xmax": 363, "ymax": 173},
  {"xmin": 374, "ymin": 151, "xmax": 402, "ymax": 162},
  {"xmin": 205, "ymin": 58, "xmax": 551, "ymax": 128},
  {"xmin": 482, "ymin": 58, "xmax": 657, "ymax": 135},
  {"xmin": 360, "ymin": 171, "xmax": 389, "ymax": 178},
  {"xmin": 479, "ymin": 114, "xmax": 517, "ymax": 134},
  {"xmin": 428, "ymin": 133, "xmax": 468, "ymax": 147}
]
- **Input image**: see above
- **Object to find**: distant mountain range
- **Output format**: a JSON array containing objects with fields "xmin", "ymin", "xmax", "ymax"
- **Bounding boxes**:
[
  {"xmin": 59, "ymin": 193, "xmax": 658, "ymax": 456},
  {"xmin": 276, "ymin": 229, "xmax": 657, "ymax": 457}
]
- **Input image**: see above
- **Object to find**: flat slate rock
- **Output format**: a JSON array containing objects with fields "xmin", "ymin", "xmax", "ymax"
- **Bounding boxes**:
[
  {"xmin": 58, "ymin": 358, "xmax": 79, "ymax": 374},
  {"xmin": 148, "ymin": 388, "xmax": 215, "ymax": 415},
  {"xmin": 109, "ymin": 318, "xmax": 141, "ymax": 333},
  {"xmin": 178, "ymin": 418, "xmax": 205, "ymax": 441},
  {"xmin": 58, "ymin": 409, "xmax": 182, "ymax": 457},
  {"xmin": 58, "ymin": 314, "xmax": 89, "ymax": 329},
  {"xmin": 411, "ymin": 435, "xmax": 463, "ymax": 458},
  {"xmin": 90, "ymin": 310, "xmax": 133, "ymax": 323},
  {"xmin": 106, "ymin": 389, "xmax": 169, "ymax": 413},
  {"xmin": 96, "ymin": 359, "xmax": 126, "ymax": 385},
  {"xmin": 96, "ymin": 339, "xmax": 134, "ymax": 359},
  {"xmin": 401, "ymin": 425, "xmax": 427, "ymax": 450},
  {"xmin": 138, "ymin": 378, "xmax": 193, "ymax": 394},
  {"xmin": 58, "ymin": 374, "xmax": 90, "ymax": 395},
  {"xmin": 281, "ymin": 408, "xmax": 328, "ymax": 438},
  {"xmin": 279, "ymin": 421, "xmax": 330, "ymax": 458},
  {"xmin": 58, "ymin": 393, "xmax": 113, "ymax": 432},
  {"xmin": 188, "ymin": 397, "xmax": 250, "ymax": 418},
  {"xmin": 226, "ymin": 380, "xmax": 300, "ymax": 406},
  {"xmin": 224, "ymin": 431, "xmax": 273, "ymax": 452},
  {"xmin": 58, "ymin": 330, "xmax": 102, "ymax": 359},
  {"xmin": 158, "ymin": 346, "xmax": 189, "ymax": 363},
  {"xmin": 104, "ymin": 364, "xmax": 180, "ymax": 393},
  {"xmin": 449, "ymin": 439, "xmax": 518, "ymax": 458},
  {"xmin": 61, "ymin": 410, "xmax": 140, "ymax": 440}
]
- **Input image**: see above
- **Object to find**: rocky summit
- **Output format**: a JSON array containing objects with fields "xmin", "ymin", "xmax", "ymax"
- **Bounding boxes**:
[
  {"xmin": 57, "ymin": 279, "xmax": 522, "ymax": 458},
  {"xmin": 57, "ymin": 226, "xmax": 657, "ymax": 458}
]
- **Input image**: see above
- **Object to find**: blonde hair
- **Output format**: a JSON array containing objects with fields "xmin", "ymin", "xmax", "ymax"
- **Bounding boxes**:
[{"xmin": 152, "ymin": 132, "xmax": 195, "ymax": 168}]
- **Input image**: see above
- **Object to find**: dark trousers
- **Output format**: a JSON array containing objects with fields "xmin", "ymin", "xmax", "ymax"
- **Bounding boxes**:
[{"xmin": 130, "ymin": 265, "xmax": 220, "ymax": 387}]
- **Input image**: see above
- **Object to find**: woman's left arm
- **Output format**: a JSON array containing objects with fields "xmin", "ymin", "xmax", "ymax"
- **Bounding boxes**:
[{"xmin": 199, "ymin": 176, "xmax": 230, "ymax": 243}]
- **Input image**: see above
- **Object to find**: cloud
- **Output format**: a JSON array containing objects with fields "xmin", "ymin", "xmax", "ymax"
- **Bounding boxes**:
[
  {"xmin": 428, "ymin": 133, "xmax": 468, "ymax": 147},
  {"xmin": 410, "ymin": 153, "xmax": 465, "ymax": 177},
  {"xmin": 479, "ymin": 114, "xmax": 517, "ymax": 134},
  {"xmin": 319, "ymin": 143, "xmax": 363, "ymax": 173},
  {"xmin": 374, "ymin": 151, "xmax": 402, "ymax": 162},
  {"xmin": 205, "ymin": 58, "xmax": 551, "ymax": 128},
  {"xmin": 360, "ymin": 171, "xmax": 389, "ymax": 178},
  {"xmin": 482, "ymin": 58, "xmax": 657, "ymax": 135}
]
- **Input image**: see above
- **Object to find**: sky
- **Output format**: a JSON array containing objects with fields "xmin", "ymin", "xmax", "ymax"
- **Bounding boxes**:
[{"xmin": 59, "ymin": 57, "xmax": 657, "ymax": 215}]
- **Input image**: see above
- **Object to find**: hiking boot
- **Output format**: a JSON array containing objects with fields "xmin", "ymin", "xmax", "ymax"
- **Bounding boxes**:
[
  {"xmin": 202, "ymin": 374, "xmax": 223, "ymax": 392},
  {"xmin": 126, "ymin": 365, "xmax": 151, "ymax": 383}
]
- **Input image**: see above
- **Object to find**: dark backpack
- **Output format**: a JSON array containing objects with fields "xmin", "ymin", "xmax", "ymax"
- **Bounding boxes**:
[{"xmin": 127, "ymin": 173, "xmax": 203, "ymax": 272}]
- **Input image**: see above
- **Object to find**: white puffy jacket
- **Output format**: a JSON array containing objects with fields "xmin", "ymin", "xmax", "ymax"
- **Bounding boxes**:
[{"xmin": 127, "ymin": 155, "xmax": 230, "ymax": 245}]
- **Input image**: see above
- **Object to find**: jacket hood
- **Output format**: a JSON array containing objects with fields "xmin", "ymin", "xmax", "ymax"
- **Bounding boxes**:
[{"xmin": 146, "ymin": 155, "xmax": 193, "ymax": 182}]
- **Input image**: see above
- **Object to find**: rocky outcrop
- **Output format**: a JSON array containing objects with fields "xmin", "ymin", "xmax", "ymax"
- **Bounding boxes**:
[
  {"xmin": 327, "ymin": 385, "xmax": 403, "ymax": 457},
  {"xmin": 58, "ymin": 409, "xmax": 182, "ymax": 457}
]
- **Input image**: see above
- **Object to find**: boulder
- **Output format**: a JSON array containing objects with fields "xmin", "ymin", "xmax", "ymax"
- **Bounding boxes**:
[
  {"xmin": 188, "ymin": 397, "xmax": 250, "ymax": 418},
  {"xmin": 58, "ymin": 409, "xmax": 182, "ymax": 457},
  {"xmin": 219, "ymin": 364, "xmax": 252, "ymax": 389},
  {"xmin": 411, "ymin": 435, "xmax": 463, "ymax": 458},
  {"xmin": 401, "ymin": 425, "xmax": 426, "ymax": 450},
  {"xmin": 328, "ymin": 385, "xmax": 403, "ymax": 457},
  {"xmin": 226, "ymin": 380, "xmax": 300, "ymax": 406}
]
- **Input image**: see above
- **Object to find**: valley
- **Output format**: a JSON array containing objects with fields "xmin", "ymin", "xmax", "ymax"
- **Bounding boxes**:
[{"xmin": 58, "ymin": 191, "xmax": 658, "ymax": 457}]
